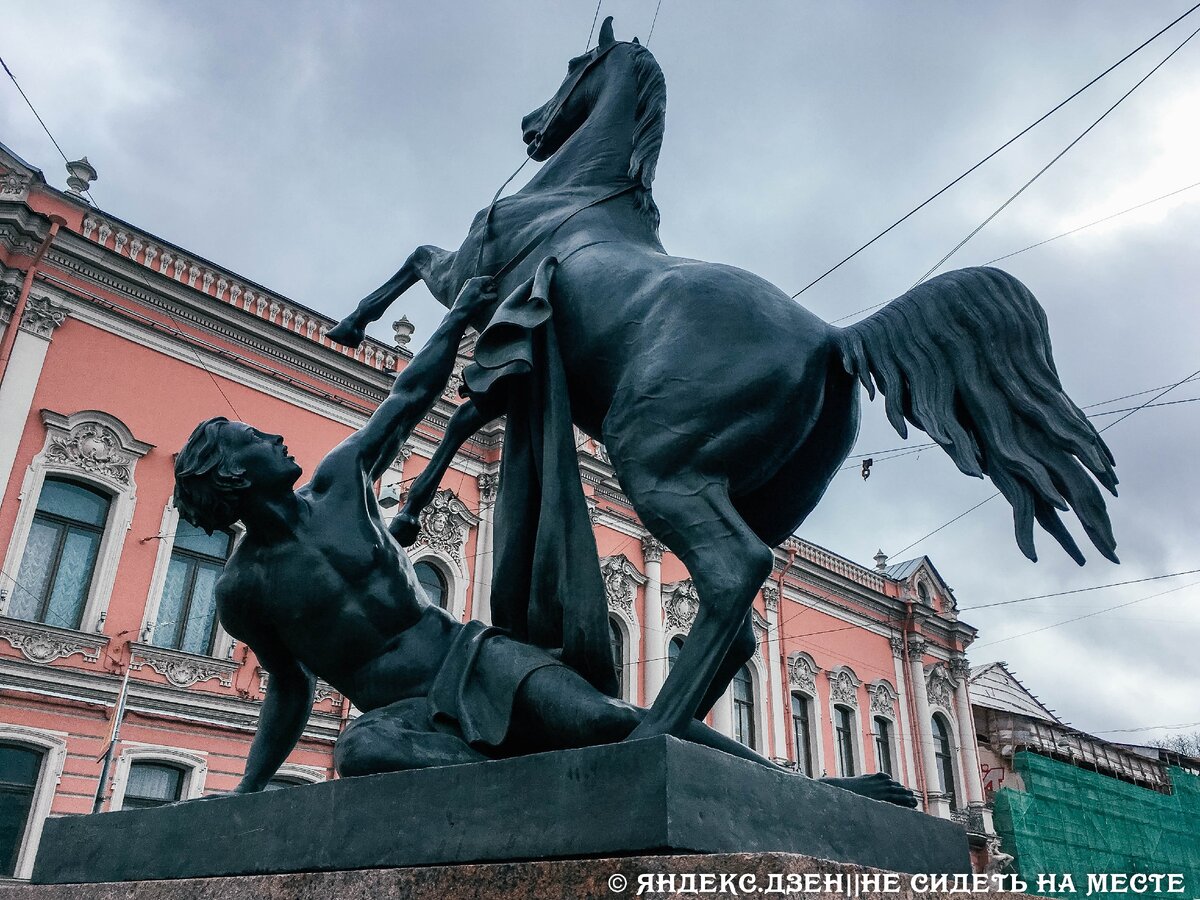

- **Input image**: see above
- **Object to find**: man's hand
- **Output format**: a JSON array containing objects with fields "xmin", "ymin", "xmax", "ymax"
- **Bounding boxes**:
[{"xmin": 453, "ymin": 277, "xmax": 497, "ymax": 316}]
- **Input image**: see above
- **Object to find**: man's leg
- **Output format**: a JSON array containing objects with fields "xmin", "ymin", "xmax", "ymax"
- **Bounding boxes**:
[
  {"xmin": 334, "ymin": 699, "xmax": 485, "ymax": 776},
  {"xmin": 513, "ymin": 666, "xmax": 918, "ymax": 806},
  {"xmin": 512, "ymin": 665, "xmax": 779, "ymax": 770}
]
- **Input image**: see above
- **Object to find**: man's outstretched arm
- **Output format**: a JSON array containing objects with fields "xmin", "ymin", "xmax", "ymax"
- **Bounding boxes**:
[{"xmin": 318, "ymin": 277, "xmax": 496, "ymax": 487}]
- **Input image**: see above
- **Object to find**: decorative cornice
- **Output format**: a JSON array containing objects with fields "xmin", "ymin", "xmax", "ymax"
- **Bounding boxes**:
[
  {"xmin": 926, "ymin": 663, "xmax": 955, "ymax": 710},
  {"xmin": 477, "ymin": 471, "xmax": 498, "ymax": 502},
  {"xmin": 600, "ymin": 554, "xmax": 645, "ymax": 616},
  {"xmin": 662, "ymin": 579, "xmax": 699, "ymax": 632},
  {"xmin": 640, "ymin": 535, "xmax": 665, "ymax": 564},
  {"xmin": 906, "ymin": 636, "xmax": 928, "ymax": 661},
  {"xmin": 413, "ymin": 488, "xmax": 479, "ymax": 561},
  {"xmin": 827, "ymin": 667, "xmax": 861, "ymax": 706},
  {"xmin": 19, "ymin": 295, "xmax": 67, "ymax": 338},
  {"xmin": 40, "ymin": 409, "xmax": 154, "ymax": 490},
  {"xmin": 129, "ymin": 643, "xmax": 239, "ymax": 689},
  {"xmin": 788, "ymin": 653, "xmax": 819, "ymax": 693},
  {"xmin": 949, "ymin": 655, "xmax": 972, "ymax": 683},
  {"xmin": 869, "ymin": 681, "xmax": 896, "ymax": 717},
  {"xmin": 0, "ymin": 616, "xmax": 108, "ymax": 665},
  {"xmin": 762, "ymin": 581, "xmax": 780, "ymax": 612}
]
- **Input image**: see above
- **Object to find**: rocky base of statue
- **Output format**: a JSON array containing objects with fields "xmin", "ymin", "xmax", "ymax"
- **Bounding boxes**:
[
  {"xmin": 1, "ymin": 854, "xmax": 1034, "ymax": 900},
  {"xmin": 29, "ymin": 738, "xmax": 969, "ymax": 885}
]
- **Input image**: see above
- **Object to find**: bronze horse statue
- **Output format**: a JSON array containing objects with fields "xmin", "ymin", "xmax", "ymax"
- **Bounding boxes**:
[{"xmin": 328, "ymin": 17, "xmax": 1118, "ymax": 741}]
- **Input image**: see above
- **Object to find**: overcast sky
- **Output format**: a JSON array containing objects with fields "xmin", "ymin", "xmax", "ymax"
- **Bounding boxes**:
[{"xmin": 4, "ymin": 1, "xmax": 1198, "ymax": 744}]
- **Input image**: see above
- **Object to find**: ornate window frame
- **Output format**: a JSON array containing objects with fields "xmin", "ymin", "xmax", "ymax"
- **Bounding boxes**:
[
  {"xmin": 109, "ymin": 743, "xmax": 207, "ymax": 811},
  {"xmin": 786, "ymin": 651, "xmax": 826, "ymax": 776},
  {"xmin": 408, "ymin": 488, "xmax": 477, "ymax": 620},
  {"xmin": 272, "ymin": 762, "xmax": 326, "ymax": 786},
  {"xmin": 827, "ymin": 665, "xmax": 865, "ymax": 778},
  {"xmin": 735, "ymin": 653, "xmax": 770, "ymax": 754},
  {"xmin": 868, "ymin": 679, "xmax": 900, "ymax": 777},
  {"xmin": 0, "ymin": 724, "xmax": 67, "ymax": 879},
  {"xmin": 601, "ymin": 554, "xmax": 644, "ymax": 703},
  {"xmin": 0, "ymin": 410, "xmax": 153, "ymax": 638},
  {"xmin": 139, "ymin": 499, "xmax": 239, "ymax": 662}
]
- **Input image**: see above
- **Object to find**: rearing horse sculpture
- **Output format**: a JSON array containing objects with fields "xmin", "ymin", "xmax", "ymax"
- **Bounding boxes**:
[{"xmin": 328, "ymin": 17, "xmax": 1118, "ymax": 741}]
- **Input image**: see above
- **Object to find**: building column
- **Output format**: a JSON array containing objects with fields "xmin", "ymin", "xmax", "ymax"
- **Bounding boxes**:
[
  {"xmin": 890, "ymin": 636, "xmax": 920, "ymax": 789},
  {"xmin": 641, "ymin": 536, "xmax": 666, "ymax": 704},
  {"xmin": 471, "ymin": 472, "xmax": 498, "ymax": 625},
  {"xmin": 951, "ymin": 655, "xmax": 992, "ymax": 831},
  {"xmin": 763, "ymin": 583, "xmax": 788, "ymax": 761},
  {"xmin": 712, "ymin": 687, "xmax": 733, "ymax": 738},
  {"xmin": 0, "ymin": 296, "xmax": 67, "ymax": 498},
  {"xmin": 908, "ymin": 636, "xmax": 950, "ymax": 817}
]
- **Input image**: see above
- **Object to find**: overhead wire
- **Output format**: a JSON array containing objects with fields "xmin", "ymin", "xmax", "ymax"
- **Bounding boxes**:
[
  {"xmin": 981, "ymin": 179, "xmax": 1200, "ymax": 266},
  {"xmin": 0, "ymin": 52, "xmax": 97, "ymax": 205},
  {"xmin": 791, "ymin": 0, "xmax": 1200, "ymax": 301},
  {"xmin": 910, "ymin": 20, "xmax": 1200, "ymax": 288}
]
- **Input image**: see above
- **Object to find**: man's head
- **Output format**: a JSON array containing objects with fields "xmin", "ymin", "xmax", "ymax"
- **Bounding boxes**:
[{"xmin": 174, "ymin": 418, "xmax": 301, "ymax": 533}]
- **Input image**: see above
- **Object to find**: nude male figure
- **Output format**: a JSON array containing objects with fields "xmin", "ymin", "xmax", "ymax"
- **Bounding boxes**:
[{"xmin": 173, "ymin": 276, "xmax": 914, "ymax": 807}]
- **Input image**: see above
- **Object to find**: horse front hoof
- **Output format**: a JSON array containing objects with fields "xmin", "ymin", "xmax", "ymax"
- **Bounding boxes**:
[
  {"xmin": 389, "ymin": 512, "xmax": 421, "ymax": 547},
  {"xmin": 327, "ymin": 320, "xmax": 366, "ymax": 348}
]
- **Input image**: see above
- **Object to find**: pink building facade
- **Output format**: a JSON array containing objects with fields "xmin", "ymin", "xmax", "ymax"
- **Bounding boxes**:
[{"xmin": 0, "ymin": 144, "xmax": 990, "ymax": 879}]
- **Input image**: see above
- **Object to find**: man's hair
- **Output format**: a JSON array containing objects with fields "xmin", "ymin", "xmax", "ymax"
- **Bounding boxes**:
[{"xmin": 173, "ymin": 417, "xmax": 246, "ymax": 534}]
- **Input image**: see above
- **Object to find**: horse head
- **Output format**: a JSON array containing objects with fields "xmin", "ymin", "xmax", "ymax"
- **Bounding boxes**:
[{"xmin": 520, "ymin": 16, "xmax": 666, "ymax": 225}]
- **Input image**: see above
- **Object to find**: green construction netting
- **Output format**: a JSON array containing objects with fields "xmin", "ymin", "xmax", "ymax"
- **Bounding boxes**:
[{"xmin": 993, "ymin": 752, "xmax": 1199, "ymax": 900}]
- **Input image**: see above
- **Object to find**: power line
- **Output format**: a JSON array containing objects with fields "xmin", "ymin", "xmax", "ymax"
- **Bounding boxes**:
[
  {"xmin": 1094, "ymin": 720, "xmax": 1200, "ymax": 735},
  {"xmin": 958, "ymin": 567, "xmax": 1200, "ymax": 611},
  {"xmin": 982, "ymin": 179, "xmax": 1200, "ymax": 266},
  {"xmin": 0, "ymin": 53, "xmax": 97, "ymax": 206},
  {"xmin": 972, "ymin": 578, "xmax": 1200, "ymax": 649},
  {"xmin": 647, "ymin": 0, "xmax": 665, "ymax": 45},
  {"xmin": 791, "ymin": 0, "xmax": 1200, "ymax": 301},
  {"xmin": 584, "ymin": 0, "xmax": 604, "ymax": 51},
  {"xmin": 911, "ymin": 20, "xmax": 1200, "ymax": 287}
]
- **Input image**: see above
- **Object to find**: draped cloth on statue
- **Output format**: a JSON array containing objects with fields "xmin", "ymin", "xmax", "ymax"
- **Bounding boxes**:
[{"xmin": 460, "ymin": 256, "xmax": 619, "ymax": 698}]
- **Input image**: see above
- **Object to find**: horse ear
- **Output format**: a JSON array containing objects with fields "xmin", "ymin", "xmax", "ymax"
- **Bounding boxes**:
[
  {"xmin": 598, "ymin": 16, "xmax": 615, "ymax": 47},
  {"xmin": 632, "ymin": 36, "xmax": 640, "ymax": 45}
]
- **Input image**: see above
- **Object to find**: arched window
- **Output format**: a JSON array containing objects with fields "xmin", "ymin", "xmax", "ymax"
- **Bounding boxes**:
[
  {"xmin": 413, "ymin": 561, "xmax": 447, "ymax": 609},
  {"xmin": 609, "ymin": 617, "xmax": 624, "ymax": 698},
  {"xmin": 264, "ymin": 777, "xmax": 305, "ymax": 792},
  {"xmin": 122, "ymin": 762, "xmax": 185, "ymax": 810},
  {"xmin": 732, "ymin": 664, "xmax": 756, "ymax": 749},
  {"xmin": 917, "ymin": 581, "xmax": 931, "ymax": 605},
  {"xmin": 10, "ymin": 478, "xmax": 110, "ymax": 629},
  {"xmin": 0, "ymin": 744, "xmax": 43, "ymax": 877},
  {"xmin": 874, "ymin": 716, "xmax": 894, "ymax": 776},
  {"xmin": 790, "ymin": 693, "xmax": 815, "ymax": 777},
  {"xmin": 667, "ymin": 636, "xmax": 684, "ymax": 673},
  {"xmin": 834, "ymin": 704, "xmax": 857, "ymax": 777},
  {"xmin": 932, "ymin": 714, "xmax": 957, "ymax": 808},
  {"xmin": 153, "ymin": 521, "xmax": 233, "ymax": 656}
]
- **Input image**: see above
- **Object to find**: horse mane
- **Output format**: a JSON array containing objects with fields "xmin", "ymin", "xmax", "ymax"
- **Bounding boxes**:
[{"xmin": 627, "ymin": 45, "xmax": 666, "ymax": 232}]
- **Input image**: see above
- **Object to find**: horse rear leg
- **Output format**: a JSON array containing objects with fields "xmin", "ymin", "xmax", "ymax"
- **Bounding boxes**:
[
  {"xmin": 696, "ymin": 612, "xmax": 757, "ymax": 719},
  {"xmin": 389, "ymin": 398, "xmax": 498, "ymax": 545},
  {"xmin": 329, "ymin": 244, "xmax": 457, "ymax": 347},
  {"xmin": 619, "ymin": 470, "xmax": 774, "ymax": 740}
]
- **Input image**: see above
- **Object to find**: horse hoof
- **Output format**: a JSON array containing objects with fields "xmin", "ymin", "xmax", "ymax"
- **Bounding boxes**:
[
  {"xmin": 327, "ymin": 320, "xmax": 366, "ymax": 348},
  {"xmin": 390, "ymin": 513, "xmax": 420, "ymax": 547}
]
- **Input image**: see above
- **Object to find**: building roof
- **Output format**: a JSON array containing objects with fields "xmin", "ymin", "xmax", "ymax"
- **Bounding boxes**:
[{"xmin": 969, "ymin": 661, "xmax": 1063, "ymax": 724}]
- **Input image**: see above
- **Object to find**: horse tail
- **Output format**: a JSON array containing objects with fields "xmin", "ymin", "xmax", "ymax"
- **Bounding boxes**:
[{"xmin": 835, "ymin": 266, "xmax": 1118, "ymax": 565}]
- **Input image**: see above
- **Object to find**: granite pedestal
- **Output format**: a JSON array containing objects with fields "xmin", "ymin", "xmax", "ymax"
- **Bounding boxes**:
[{"xmin": 30, "ymin": 737, "xmax": 969, "ymax": 884}]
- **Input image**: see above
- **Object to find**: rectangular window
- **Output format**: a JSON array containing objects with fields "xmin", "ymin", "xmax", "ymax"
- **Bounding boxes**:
[
  {"xmin": 152, "ymin": 522, "xmax": 232, "ymax": 656},
  {"xmin": 874, "ymin": 716, "xmax": 893, "ymax": 776},
  {"xmin": 791, "ymin": 694, "xmax": 814, "ymax": 777},
  {"xmin": 835, "ymin": 705, "xmax": 856, "ymax": 777}
]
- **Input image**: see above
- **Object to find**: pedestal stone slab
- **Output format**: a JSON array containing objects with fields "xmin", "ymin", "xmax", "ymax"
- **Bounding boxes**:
[
  {"xmin": 4, "ymin": 854, "xmax": 1031, "ymax": 900},
  {"xmin": 31, "ymin": 737, "xmax": 969, "ymax": 884}
]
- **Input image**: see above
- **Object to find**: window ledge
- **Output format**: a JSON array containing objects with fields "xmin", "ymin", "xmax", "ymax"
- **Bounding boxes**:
[
  {"xmin": 0, "ymin": 616, "xmax": 109, "ymax": 665},
  {"xmin": 129, "ymin": 642, "xmax": 240, "ymax": 689}
]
